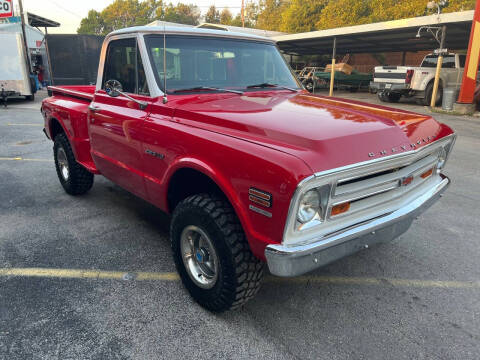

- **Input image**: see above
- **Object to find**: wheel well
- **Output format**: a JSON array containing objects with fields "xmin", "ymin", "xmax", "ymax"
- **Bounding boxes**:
[
  {"xmin": 167, "ymin": 168, "xmax": 226, "ymax": 212},
  {"xmin": 49, "ymin": 118, "xmax": 65, "ymax": 139}
]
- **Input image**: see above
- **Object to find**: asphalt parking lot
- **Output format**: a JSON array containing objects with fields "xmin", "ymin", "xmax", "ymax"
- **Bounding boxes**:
[{"xmin": 0, "ymin": 90, "xmax": 479, "ymax": 360}]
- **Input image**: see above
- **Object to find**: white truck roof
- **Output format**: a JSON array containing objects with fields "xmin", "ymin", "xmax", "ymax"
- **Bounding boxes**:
[{"xmin": 107, "ymin": 26, "xmax": 276, "ymax": 43}]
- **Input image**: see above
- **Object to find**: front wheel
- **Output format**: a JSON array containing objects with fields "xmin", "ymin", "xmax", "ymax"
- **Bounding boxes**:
[
  {"xmin": 54, "ymin": 133, "xmax": 94, "ymax": 195},
  {"xmin": 171, "ymin": 194, "xmax": 264, "ymax": 312}
]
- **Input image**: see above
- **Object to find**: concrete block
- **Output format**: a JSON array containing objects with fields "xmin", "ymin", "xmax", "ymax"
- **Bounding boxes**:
[{"xmin": 453, "ymin": 102, "xmax": 476, "ymax": 115}]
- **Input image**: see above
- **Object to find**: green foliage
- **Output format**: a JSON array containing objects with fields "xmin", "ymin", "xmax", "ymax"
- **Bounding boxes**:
[
  {"xmin": 220, "ymin": 9, "xmax": 233, "ymax": 25},
  {"xmin": 77, "ymin": 0, "xmax": 200, "ymax": 35},
  {"xmin": 315, "ymin": 0, "xmax": 372, "ymax": 30},
  {"xmin": 256, "ymin": 0, "xmax": 287, "ymax": 31},
  {"xmin": 280, "ymin": 0, "xmax": 328, "ymax": 33},
  {"xmin": 78, "ymin": 0, "xmax": 478, "ymax": 36},
  {"xmin": 255, "ymin": 0, "xmax": 477, "ymax": 33},
  {"xmin": 161, "ymin": 3, "xmax": 200, "ymax": 25},
  {"xmin": 77, "ymin": 10, "xmax": 105, "ymax": 35},
  {"xmin": 447, "ymin": 0, "xmax": 477, "ymax": 11},
  {"xmin": 205, "ymin": 5, "xmax": 221, "ymax": 24}
]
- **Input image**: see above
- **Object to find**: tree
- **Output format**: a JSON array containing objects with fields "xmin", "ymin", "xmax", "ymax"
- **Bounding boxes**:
[
  {"xmin": 78, "ymin": 0, "xmax": 201, "ymax": 35},
  {"xmin": 77, "ymin": 10, "xmax": 105, "ymax": 35},
  {"xmin": 315, "ymin": 0, "xmax": 372, "ymax": 30},
  {"xmin": 368, "ymin": 0, "xmax": 427, "ymax": 23},
  {"xmin": 445, "ymin": 0, "xmax": 476, "ymax": 12},
  {"xmin": 161, "ymin": 3, "xmax": 201, "ymax": 25},
  {"xmin": 280, "ymin": 0, "xmax": 328, "ymax": 33},
  {"xmin": 256, "ymin": 0, "xmax": 287, "ymax": 31},
  {"xmin": 78, "ymin": 0, "xmax": 161, "ymax": 35},
  {"xmin": 220, "ymin": 8, "xmax": 233, "ymax": 25},
  {"xmin": 205, "ymin": 5, "xmax": 220, "ymax": 24}
]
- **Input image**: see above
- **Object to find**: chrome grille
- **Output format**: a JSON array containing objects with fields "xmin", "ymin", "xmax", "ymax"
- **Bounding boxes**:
[{"xmin": 329, "ymin": 153, "xmax": 439, "ymax": 219}]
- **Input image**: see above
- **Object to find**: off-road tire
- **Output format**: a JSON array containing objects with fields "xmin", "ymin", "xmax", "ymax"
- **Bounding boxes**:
[
  {"xmin": 423, "ymin": 81, "xmax": 442, "ymax": 106},
  {"xmin": 53, "ymin": 133, "xmax": 94, "ymax": 195},
  {"xmin": 171, "ymin": 194, "xmax": 264, "ymax": 312}
]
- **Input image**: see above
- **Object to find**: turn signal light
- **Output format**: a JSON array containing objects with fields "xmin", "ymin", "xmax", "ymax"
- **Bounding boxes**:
[
  {"xmin": 421, "ymin": 168, "xmax": 434, "ymax": 179},
  {"xmin": 331, "ymin": 202, "xmax": 351, "ymax": 216}
]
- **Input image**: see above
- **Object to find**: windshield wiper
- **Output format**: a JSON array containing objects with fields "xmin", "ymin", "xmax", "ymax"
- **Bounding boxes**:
[
  {"xmin": 246, "ymin": 83, "xmax": 298, "ymax": 92},
  {"xmin": 172, "ymin": 86, "xmax": 243, "ymax": 95}
]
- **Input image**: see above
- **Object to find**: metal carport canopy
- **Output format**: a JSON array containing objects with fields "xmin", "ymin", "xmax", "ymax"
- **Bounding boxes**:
[{"xmin": 273, "ymin": 11, "xmax": 474, "ymax": 55}]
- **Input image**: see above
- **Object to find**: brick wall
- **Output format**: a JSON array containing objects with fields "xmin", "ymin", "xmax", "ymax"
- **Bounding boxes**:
[{"xmin": 349, "ymin": 51, "xmax": 430, "ymax": 73}]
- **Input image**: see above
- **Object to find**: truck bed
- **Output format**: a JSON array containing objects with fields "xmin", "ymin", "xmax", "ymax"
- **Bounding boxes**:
[
  {"xmin": 43, "ymin": 85, "xmax": 98, "ymax": 174},
  {"xmin": 48, "ymin": 85, "xmax": 96, "ymax": 101}
]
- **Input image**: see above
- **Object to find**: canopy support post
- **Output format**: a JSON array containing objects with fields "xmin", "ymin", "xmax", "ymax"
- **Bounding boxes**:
[
  {"xmin": 430, "ymin": 26, "xmax": 446, "ymax": 108},
  {"xmin": 329, "ymin": 37, "xmax": 337, "ymax": 97},
  {"xmin": 44, "ymin": 27, "xmax": 54, "ymax": 86}
]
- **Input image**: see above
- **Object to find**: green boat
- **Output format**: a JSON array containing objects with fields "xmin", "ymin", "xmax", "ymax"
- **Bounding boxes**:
[{"xmin": 304, "ymin": 69, "xmax": 373, "ymax": 92}]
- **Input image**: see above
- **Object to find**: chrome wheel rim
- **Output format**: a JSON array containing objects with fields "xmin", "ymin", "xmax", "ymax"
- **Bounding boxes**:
[
  {"xmin": 180, "ymin": 225, "xmax": 219, "ymax": 289},
  {"xmin": 57, "ymin": 147, "xmax": 69, "ymax": 181}
]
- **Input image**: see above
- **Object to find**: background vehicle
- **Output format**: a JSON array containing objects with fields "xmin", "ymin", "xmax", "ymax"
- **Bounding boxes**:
[
  {"xmin": 42, "ymin": 26, "xmax": 455, "ymax": 312},
  {"xmin": 304, "ymin": 69, "xmax": 373, "ymax": 92},
  {"xmin": 0, "ymin": 33, "xmax": 36, "ymax": 100},
  {"xmin": 371, "ymin": 53, "xmax": 465, "ymax": 105}
]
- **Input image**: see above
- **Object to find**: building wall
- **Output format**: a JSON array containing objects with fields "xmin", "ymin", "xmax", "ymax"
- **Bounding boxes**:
[{"xmin": 349, "ymin": 51, "xmax": 430, "ymax": 73}]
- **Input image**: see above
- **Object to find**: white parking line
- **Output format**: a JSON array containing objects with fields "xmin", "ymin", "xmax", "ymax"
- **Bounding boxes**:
[{"xmin": 1, "ymin": 267, "xmax": 479, "ymax": 289}]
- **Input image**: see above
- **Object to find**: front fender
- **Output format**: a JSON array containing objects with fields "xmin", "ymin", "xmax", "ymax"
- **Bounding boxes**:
[{"xmin": 161, "ymin": 149, "xmax": 310, "ymax": 261}]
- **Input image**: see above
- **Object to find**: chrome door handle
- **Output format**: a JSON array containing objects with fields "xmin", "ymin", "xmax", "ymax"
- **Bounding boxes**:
[{"xmin": 88, "ymin": 104, "xmax": 101, "ymax": 113}]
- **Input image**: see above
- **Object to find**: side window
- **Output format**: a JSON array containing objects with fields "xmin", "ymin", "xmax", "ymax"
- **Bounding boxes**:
[{"xmin": 103, "ymin": 38, "xmax": 149, "ymax": 96}]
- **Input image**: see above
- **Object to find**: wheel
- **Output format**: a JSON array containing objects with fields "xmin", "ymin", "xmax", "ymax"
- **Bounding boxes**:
[
  {"xmin": 53, "ymin": 133, "xmax": 94, "ymax": 195},
  {"xmin": 304, "ymin": 80, "xmax": 314, "ymax": 92},
  {"xmin": 386, "ymin": 92, "xmax": 401, "ymax": 102},
  {"xmin": 377, "ymin": 91, "xmax": 388, "ymax": 102},
  {"xmin": 423, "ymin": 82, "xmax": 442, "ymax": 106},
  {"xmin": 26, "ymin": 94, "xmax": 34, "ymax": 101},
  {"xmin": 171, "ymin": 194, "xmax": 264, "ymax": 312}
]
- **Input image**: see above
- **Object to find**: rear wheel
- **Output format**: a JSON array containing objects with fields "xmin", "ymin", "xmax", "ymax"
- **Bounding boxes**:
[
  {"xmin": 171, "ymin": 194, "xmax": 264, "ymax": 312},
  {"xmin": 304, "ymin": 80, "xmax": 314, "ymax": 92},
  {"xmin": 54, "ymin": 133, "xmax": 94, "ymax": 195},
  {"xmin": 377, "ymin": 91, "xmax": 388, "ymax": 102},
  {"xmin": 26, "ymin": 94, "xmax": 34, "ymax": 101},
  {"xmin": 386, "ymin": 92, "xmax": 401, "ymax": 102},
  {"xmin": 423, "ymin": 82, "xmax": 442, "ymax": 106}
]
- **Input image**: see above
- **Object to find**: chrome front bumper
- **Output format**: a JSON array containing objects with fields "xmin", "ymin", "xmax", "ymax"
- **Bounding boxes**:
[{"xmin": 265, "ymin": 175, "xmax": 450, "ymax": 277}]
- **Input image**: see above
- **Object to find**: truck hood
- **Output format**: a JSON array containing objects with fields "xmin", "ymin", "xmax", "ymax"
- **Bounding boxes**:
[{"xmin": 174, "ymin": 92, "xmax": 452, "ymax": 173}]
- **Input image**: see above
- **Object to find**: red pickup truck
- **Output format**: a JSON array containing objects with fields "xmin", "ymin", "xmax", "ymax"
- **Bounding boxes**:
[{"xmin": 42, "ymin": 26, "xmax": 455, "ymax": 312}]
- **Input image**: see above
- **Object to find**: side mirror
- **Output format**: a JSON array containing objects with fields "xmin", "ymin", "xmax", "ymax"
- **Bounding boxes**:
[{"xmin": 105, "ymin": 79, "xmax": 123, "ymax": 97}]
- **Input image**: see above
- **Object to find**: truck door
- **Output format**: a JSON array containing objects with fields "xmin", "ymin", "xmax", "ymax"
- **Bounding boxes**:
[{"xmin": 89, "ymin": 37, "xmax": 152, "ymax": 199}]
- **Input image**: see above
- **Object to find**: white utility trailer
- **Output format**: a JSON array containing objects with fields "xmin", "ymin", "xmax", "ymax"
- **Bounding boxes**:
[{"xmin": 0, "ymin": 32, "xmax": 34, "ymax": 100}]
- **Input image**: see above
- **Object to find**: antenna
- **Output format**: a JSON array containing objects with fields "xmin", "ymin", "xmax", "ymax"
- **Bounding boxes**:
[{"xmin": 162, "ymin": 25, "xmax": 168, "ymax": 104}]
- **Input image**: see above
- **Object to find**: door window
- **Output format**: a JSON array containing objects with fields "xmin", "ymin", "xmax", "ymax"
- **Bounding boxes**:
[{"xmin": 103, "ymin": 38, "xmax": 149, "ymax": 95}]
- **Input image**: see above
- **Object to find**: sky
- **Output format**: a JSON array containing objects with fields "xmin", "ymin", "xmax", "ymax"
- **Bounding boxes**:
[{"xmin": 19, "ymin": 0, "xmax": 243, "ymax": 34}]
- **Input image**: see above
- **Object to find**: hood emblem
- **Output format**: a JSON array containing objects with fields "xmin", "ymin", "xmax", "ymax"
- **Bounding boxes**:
[{"xmin": 368, "ymin": 135, "xmax": 436, "ymax": 158}]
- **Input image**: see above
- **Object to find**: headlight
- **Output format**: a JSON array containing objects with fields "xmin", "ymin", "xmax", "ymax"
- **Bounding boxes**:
[
  {"xmin": 437, "ymin": 146, "xmax": 447, "ymax": 171},
  {"xmin": 297, "ymin": 190, "xmax": 320, "ymax": 223},
  {"xmin": 437, "ymin": 136, "xmax": 455, "ymax": 172}
]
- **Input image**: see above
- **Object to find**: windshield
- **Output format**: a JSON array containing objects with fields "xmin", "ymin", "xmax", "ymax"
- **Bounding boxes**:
[{"xmin": 145, "ymin": 35, "xmax": 301, "ymax": 93}]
